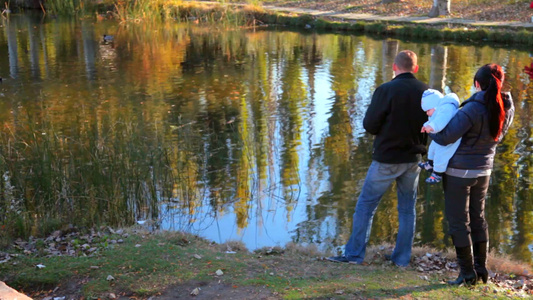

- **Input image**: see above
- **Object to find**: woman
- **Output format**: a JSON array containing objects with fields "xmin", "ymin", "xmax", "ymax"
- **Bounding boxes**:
[{"xmin": 429, "ymin": 63, "xmax": 515, "ymax": 286}]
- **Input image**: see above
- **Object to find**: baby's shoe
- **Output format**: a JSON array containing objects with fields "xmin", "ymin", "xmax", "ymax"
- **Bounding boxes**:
[
  {"xmin": 426, "ymin": 172, "xmax": 442, "ymax": 184},
  {"xmin": 418, "ymin": 161, "xmax": 433, "ymax": 171}
]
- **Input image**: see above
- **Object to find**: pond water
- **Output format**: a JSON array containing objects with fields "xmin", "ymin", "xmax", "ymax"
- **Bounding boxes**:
[{"xmin": 0, "ymin": 15, "xmax": 532, "ymax": 264}]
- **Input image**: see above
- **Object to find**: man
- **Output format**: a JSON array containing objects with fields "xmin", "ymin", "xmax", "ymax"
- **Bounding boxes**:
[{"xmin": 328, "ymin": 50, "xmax": 428, "ymax": 267}]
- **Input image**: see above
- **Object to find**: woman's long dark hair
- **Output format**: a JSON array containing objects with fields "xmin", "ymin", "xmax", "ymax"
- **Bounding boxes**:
[{"xmin": 474, "ymin": 64, "xmax": 505, "ymax": 141}]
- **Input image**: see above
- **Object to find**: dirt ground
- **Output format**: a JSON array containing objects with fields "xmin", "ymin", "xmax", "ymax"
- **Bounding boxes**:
[
  {"xmin": 267, "ymin": 0, "xmax": 533, "ymax": 23},
  {"xmin": 150, "ymin": 280, "xmax": 277, "ymax": 300}
]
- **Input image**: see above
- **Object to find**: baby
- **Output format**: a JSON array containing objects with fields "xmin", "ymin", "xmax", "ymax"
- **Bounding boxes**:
[{"xmin": 419, "ymin": 89, "xmax": 461, "ymax": 183}]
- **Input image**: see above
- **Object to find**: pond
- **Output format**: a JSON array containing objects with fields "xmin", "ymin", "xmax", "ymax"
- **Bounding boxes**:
[{"xmin": 0, "ymin": 15, "xmax": 532, "ymax": 264}]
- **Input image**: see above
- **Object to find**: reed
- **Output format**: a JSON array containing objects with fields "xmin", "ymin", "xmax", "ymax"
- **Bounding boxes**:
[
  {"xmin": 44, "ymin": 0, "xmax": 98, "ymax": 15},
  {"xmin": 0, "ymin": 106, "xmax": 208, "ymax": 241}
]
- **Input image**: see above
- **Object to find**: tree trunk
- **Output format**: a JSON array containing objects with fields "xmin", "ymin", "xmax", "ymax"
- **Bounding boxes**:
[
  {"xmin": 429, "ymin": 0, "xmax": 450, "ymax": 17},
  {"xmin": 429, "ymin": 45, "xmax": 448, "ymax": 92}
]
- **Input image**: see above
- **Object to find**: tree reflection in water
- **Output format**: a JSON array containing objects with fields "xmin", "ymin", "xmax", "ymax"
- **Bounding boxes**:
[{"xmin": 0, "ymin": 15, "xmax": 531, "ymax": 264}]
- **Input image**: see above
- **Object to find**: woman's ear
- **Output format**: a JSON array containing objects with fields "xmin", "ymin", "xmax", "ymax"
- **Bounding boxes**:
[{"xmin": 474, "ymin": 81, "xmax": 481, "ymax": 91}]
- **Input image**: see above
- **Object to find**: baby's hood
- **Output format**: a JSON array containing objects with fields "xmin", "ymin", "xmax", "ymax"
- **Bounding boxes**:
[{"xmin": 440, "ymin": 93, "xmax": 460, "ymax": 108}]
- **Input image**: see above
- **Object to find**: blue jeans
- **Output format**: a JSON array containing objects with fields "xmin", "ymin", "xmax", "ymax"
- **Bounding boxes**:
[{"xmin": 344, "ymin": 160, "xmax": 420, "ymax": 266}]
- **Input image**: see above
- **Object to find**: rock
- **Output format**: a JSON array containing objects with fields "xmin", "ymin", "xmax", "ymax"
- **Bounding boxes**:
[
  {"xmin": 108, "ymin": 292, "xmax": 117, "ymax": 299},
  {"xmin": 193, "ymin": 254, "xmax": 202, "ymax": 259},
  {"xmin": 513, "ymin": 279, "xmax": 525, "ymax": 290},
  {"xmin": 215, "ymin": 269, "xmax": 224, "ymax": 276},
  {"xmin": 106, "ymin": 275, "xmax": 115, "ymax": 281},
  {"xmin": 190, "ymin": 287, "xmax": 200, "ymax": 296},
  {"xmin": 0, "ymin": 281, "xmax": 32, "ymax": 300}
]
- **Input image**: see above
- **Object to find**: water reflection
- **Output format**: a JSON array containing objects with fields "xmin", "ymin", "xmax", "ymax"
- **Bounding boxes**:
[{"xmin": 0, "ymin": 15, "xmax": 532, "ymax": 264}]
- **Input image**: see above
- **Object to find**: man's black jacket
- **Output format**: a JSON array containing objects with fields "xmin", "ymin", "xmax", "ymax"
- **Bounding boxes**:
[{"xmin": 363, "ymin": 72, "xmax": 429, "ymax": 163}]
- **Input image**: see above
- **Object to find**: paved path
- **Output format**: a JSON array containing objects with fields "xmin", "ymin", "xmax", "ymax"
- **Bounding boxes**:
[{"xmin": 263, "ymin": 5, "xmax": 533, "ymax": 29}]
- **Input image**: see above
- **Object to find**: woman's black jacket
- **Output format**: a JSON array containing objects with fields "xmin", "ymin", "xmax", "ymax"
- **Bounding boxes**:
[{"xmin": 429, "ymin": 91, "xmax": 514, "ymax": 171}]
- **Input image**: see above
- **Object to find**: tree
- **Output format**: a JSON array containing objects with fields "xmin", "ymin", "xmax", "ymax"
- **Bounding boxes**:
[{"xmin": 429, "ymin": 0, "xmax": 450, "ymax": 17}]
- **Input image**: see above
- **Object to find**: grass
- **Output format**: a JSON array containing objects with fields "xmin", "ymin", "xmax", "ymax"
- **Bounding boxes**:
[{"xmin": 1, "ymin": 230, "xmax": 531, "ymax": 299}]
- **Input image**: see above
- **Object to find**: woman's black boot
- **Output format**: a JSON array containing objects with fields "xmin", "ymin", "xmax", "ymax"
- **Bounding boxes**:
[
  {"xmin": 473, "ymin": 242, "xmax": 489, "ymax": 283},
  {"xmin": 448, "ymin": 246, "xmax": 477, "ymax": 286}
]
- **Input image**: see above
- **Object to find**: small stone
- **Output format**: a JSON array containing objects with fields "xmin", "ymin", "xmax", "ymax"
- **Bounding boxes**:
[
  {"xmin": 135, "ymin": 244, "xmax": 141, "ymax": 248},
  {"xmin": 190, "ymin": 287, "xmax": 200, "ymax": 296},
  {"xmin": 513, "ymin": 280, "xmax": 525, "ymax": 290},
  {"xmin": 90, "ymin": 266, "xmax": 100, "ymax": 269},
  {"xmin": 108, "ymin": 293, "xmax": 117, "ymax": 299},
  {"xmin": 117, "ymin": 239, "xmax": 124, "ymax": 243},
  {"xmin": 106, "ymin": 275, "xmax": 115, "ymax": 281},
  {"xmin": 335, "ymin": 290, "xmax": 344, "ymax": 295},
  {"xmin": 193, "ymin": 254, "xmax": 202, "ymax": 259},
  {"xmin": 215, "ymin": 269, "xmax": 224, "ymax": 276}
]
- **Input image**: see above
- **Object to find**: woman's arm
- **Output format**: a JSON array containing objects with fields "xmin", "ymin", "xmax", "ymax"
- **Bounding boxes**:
[
  {"xmin": 429, "ymin": 109, "xmax": 473, "ymax": 146},
  {"xmin": 424, "ymin": 104, "xmax": 457, "ymax": 133}
]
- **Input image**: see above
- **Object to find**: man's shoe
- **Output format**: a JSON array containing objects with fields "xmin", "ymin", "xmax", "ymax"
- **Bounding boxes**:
[
  {"xmin": 326, "ymin": 256, "xmax": 359, "ymax": 264},
  {"xmin": 384, "ymin": 254, "xmax": 409, "ymax": 267}
]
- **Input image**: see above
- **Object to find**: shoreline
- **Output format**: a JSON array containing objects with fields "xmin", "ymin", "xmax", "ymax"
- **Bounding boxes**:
[{"xmin": 1, "ymin": 228, "xmax": 532, "ymax": 299}]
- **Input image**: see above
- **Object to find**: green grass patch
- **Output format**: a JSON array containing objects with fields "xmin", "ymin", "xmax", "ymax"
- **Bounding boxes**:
[{"xmin": 1, "ymin": 230, "xmax": 531, "ymax": 299}]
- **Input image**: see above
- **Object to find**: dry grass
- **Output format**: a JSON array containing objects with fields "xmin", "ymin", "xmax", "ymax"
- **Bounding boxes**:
[
  {"xmin": 489, "ymin": 252, "xmax": 533, "ymax": 277},
  {"xmin": 219, "ymin": 240, "xmax": 249, "ymax": 252},
  {"xmin": 266, "ymin": 0, "xmax": 533, "ymax": 23},
  {"xmin": 284, "ymin": 242, "xmax": 321, "ymax": 257}
]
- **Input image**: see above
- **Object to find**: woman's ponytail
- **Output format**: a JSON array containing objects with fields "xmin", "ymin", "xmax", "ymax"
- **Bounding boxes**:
[{"xmin": 474, "ymin": 64, "xmax": 505, "ymax": 141}]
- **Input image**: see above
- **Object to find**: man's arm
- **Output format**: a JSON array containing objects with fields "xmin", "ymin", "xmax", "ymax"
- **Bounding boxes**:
[{"xmin": 363, "ymin": 86, "xmax": 389, "ymax": 135}]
